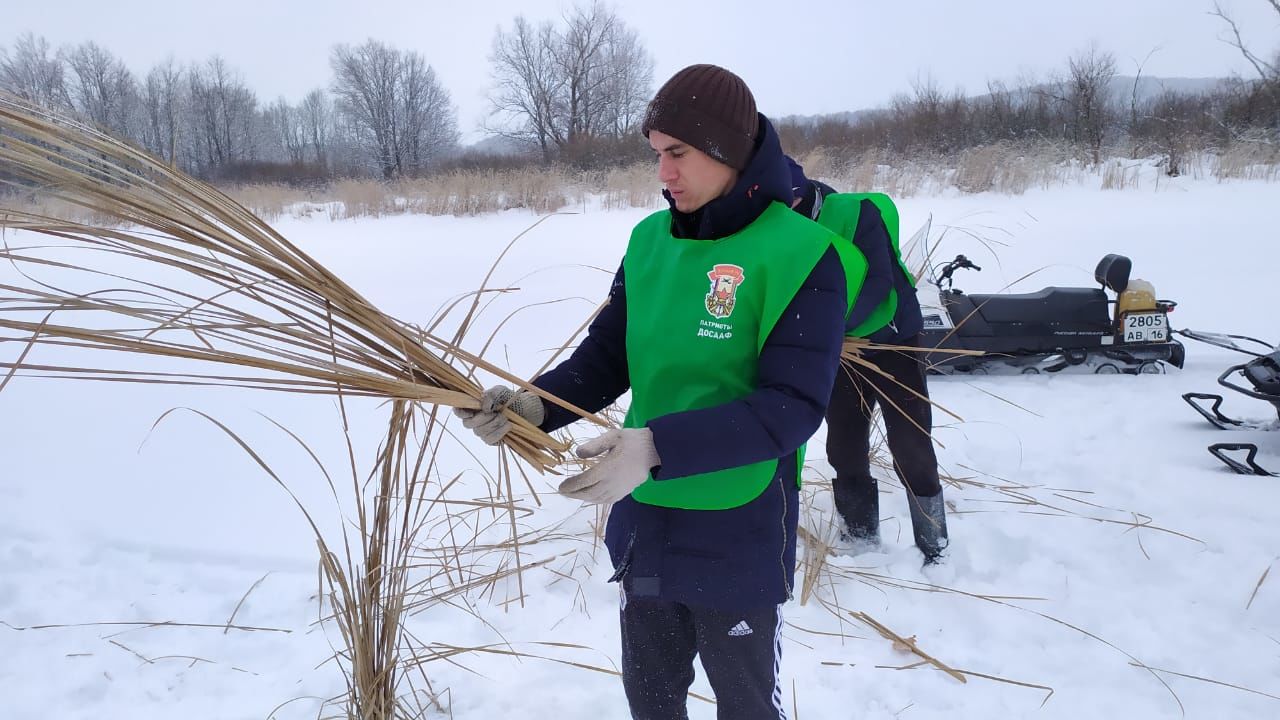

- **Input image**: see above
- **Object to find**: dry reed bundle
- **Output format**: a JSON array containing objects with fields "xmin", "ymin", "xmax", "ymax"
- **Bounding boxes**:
[
  {"xmin": 0, "ymin": 94, "xmax": 602, "ymax": 719},
  {"xmin": 0, "ymin": 94, "xmax": 588, "ymax": 473}
]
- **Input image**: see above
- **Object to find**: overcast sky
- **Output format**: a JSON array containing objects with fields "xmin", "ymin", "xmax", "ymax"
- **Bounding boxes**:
[{"xmin": 5, "ymin": 0, "xmax": 1279, "ymax": 141}]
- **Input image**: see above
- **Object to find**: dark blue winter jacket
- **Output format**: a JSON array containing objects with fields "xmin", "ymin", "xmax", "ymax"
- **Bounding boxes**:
[{"xmin": 532, "ymin": 115, "xmax": 848, "ymax": 610}]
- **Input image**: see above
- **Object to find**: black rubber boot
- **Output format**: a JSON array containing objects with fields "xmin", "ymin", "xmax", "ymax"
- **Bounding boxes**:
[
  {"xmin": 834, "ymin": 476, "xmax": 881, "ymax": 553},
  {"xmin": 908, "ymin": 490, "xmax": 949, "ymax": 565},
  {"xmin": 835, "ymin": 476, "xmax": 879, "ymax": 539}
]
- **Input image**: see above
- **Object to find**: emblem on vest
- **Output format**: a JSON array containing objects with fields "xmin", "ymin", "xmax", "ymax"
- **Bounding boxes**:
[{"xmin": 705, "ymin": 263, "xmax": 745, "ymax": 319}]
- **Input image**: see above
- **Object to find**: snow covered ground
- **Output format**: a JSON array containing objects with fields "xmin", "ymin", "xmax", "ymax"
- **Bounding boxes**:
[{"xmin": 2, "ymin": 172, "xmax": 1278, "ymax": 719}]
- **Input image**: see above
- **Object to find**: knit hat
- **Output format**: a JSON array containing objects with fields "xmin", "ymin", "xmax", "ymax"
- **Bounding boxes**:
[{"xmin": 642, "ymin": 64, "xmax": 759, "ymax": 171}]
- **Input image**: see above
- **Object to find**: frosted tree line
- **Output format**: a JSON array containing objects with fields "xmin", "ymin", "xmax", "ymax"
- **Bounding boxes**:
[
  {"xmin": 2, "ymin": 0, "xmax": 1275, "ymax": 184},
  {"xmin": 0, "ymin": 1, "xmax": 653, "ymax": 182}
]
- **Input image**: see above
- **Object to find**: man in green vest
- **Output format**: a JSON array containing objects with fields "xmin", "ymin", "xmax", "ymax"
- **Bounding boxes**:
[
  {"xmin": 787, "ymin": 157, "xmax": 949, "ymax": 565},
  {"xmin": 456, "ymin": 65, "xmax": 867, "ymax": 719}
]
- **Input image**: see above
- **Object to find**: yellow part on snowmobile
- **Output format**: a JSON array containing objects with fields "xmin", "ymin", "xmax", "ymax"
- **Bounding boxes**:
[{"xmin": 1118, "ymin": 279, "xmax": 1158, "ymax": 314}]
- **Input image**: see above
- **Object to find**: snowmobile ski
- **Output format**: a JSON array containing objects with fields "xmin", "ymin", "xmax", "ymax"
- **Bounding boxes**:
[
  {"xmin": 1182, "ymin": 393, "xmax": 1277, "ymax": 431},
  {"xmin": 1207, "ymin": 443, "xmax": 1277, "ymax": 476}
]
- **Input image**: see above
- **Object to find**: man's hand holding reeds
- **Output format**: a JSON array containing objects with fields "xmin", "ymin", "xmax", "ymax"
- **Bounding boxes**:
[
  {"xmin": 455, "ymin": 386, "xmax": 546, "ymax": 445},
  {"xmin": 557, "ymin": 429, "xmax": 660, "ymax": 504}
]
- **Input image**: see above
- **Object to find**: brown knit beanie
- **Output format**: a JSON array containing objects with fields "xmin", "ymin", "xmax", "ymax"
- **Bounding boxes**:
[{"xmin": 641, "ymin": 64, "xmax": 759, "ymax": 171}]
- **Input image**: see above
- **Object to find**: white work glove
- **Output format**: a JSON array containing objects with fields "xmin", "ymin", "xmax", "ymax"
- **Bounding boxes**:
[
  {"xmin": 557, "ymin": 428, "xmax": 661, "ymax": 505},
  {"xmin": 454, "ymin": 385, "xmax": 546, "ymax": 446}
]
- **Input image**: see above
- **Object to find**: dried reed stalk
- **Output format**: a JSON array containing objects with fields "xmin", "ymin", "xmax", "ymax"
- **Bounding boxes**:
[
  {"xmin": 852, "ymin": 611, "xmax": 967, "ymax": 683},
  {"xmin": 0, "ymin": 94, "xmax": 591, "ymax": 472}
]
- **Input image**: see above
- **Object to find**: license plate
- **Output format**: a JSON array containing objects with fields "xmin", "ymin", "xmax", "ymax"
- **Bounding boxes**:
[{"xmin": 1122, "ymin": 311, "xmax": 1168, "ymax": 343}]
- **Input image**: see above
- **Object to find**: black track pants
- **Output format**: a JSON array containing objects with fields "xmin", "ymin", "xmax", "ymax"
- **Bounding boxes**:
[
  {"xmin": 825, "ymin": 336, "xmax": 942, "ymax": 533},
  {"xmin": 620, "ymin": 591, "xmax": 787, "ymax": 720}
]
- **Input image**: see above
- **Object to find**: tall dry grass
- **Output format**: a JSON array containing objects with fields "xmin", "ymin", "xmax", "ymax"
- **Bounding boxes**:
[
  {"xmin": 217, "ymin": 163, "xmax": 660, "ymax": 223},
  {"xmin": 393, "ymin": 168, "xmax": 576, "ymax": 218},
  {"xmin": 15, "ymin": 141, "xmax": 1278, "ymax": 233},
  {"xmin": 595, "ymin": 162, "xmax": 666, "ymax": 211},
  {"xmin": 195, "ymin": 139, "xmax": 1280, "ymax": 225},
  {"xmin": 223, "ymin": 183, "xmax": 317, "ymax": 222},
  {"xmin": 1101, "ymin": 159, "xmax": 1143, "ymax": 190},
  {"xmin": 796, "ymin": 139, "xmax": 1280, "ymax": 197},
  {"xmin": 1214, "ymin": 138, "xmax": 1280, "ymax": 182},
  {"xmin": 0, "ymin": 93, "xmax": 605, "ymax": 718}
]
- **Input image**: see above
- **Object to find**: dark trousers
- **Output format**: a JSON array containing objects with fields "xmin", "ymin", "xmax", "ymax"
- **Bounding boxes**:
[
  {"xmin": 620, "ymin": 590, "xmax": 786, "ymax": 720},
  {"xmin": 825, "ymin": 337, "xmax": 942, "ymax": 536}
]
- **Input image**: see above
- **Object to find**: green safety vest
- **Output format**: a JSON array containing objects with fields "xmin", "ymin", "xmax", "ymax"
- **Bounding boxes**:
[
  {"xmin": 622, "ymin": 201, "xmax": 867, "ymax": 510},
  {"xmin": 814, "ymin": 192, "xmax": 914, "ymax": 337}
]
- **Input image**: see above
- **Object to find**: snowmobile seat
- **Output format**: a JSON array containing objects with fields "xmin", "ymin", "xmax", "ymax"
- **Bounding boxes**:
[
  {"xmin": 1095, "ymin": 254, "xmax": 1132, "ymax": 293},
  {"xmin": 965, "ymin": 287, "xmax": 1110, "ymax": 325}
]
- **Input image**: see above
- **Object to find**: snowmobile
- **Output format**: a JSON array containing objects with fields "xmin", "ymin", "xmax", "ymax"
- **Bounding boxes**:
[
  {"xmin": 1180, "ymin": 331, "xmax": 1279, "ymax": 476},
  {"xmin": 914, "ymin": 252, "xmax": 1186, "ymax": 375}
]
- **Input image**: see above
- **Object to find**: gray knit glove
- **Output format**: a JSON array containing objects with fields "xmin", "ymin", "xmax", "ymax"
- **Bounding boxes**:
[
  {"xmin": 454, "ymin": 386, "xmax": 546, "ymax": 446},
  {"xmin": 558, "ymin": 428, "xmax": 661, "ymax": 504}
]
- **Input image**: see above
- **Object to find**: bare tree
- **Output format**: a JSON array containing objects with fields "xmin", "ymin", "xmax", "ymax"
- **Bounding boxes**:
[
  {"xmin": 331, "ymin": 40, "xmax": 458, "ymax": 178},
  {"xmin": 882, "ymin": 74, "xmax": 971, "ymax": 153},
  {"xmin": 554, "ymin": 0, "xmax": 618, "ymax": 142},
  {"xmin": 486, "ymin": 1, "xmax": 653, "ymax": 161},
  {"xmin": 1065, "ymin": 45, "xmax": 1118, "ymax": 164},
  {"xmin": 1127, "ymin": 47, "xmax": 1160, "ymax": 157},
  {"xmin": 64, "ymin": 41, "xmax": 140, "ymax": 138},
  {"xmin": 142, "ymin": 59, "xmax": 185, "ymax": 166},
  {"xmin": 1212, "ymin": 0, "xmax": 1280, "ymax": 138},
  {"xmin": 331, "ymin": 40, "xmax": 399, "ymax": 178},
  {"xmin": 1211, "ymin": 0, "xmax": 1279, "ymax": 82},
  {"xmin": 907, "ymin": 73, "xmax": 946, "ymax": 150},
  {"xmin": 488, "ymin": 16, "xmax": 564, "ymax": 160},
  {"xmin": 266, "ymin": 98, "xmax": 307, "ymax": 164},
  {"xmin": 596, "ymin": 23, "xmax": 653, "ymax": 136},
  {"xmin": 978, "ymin": 79, "xmax": 1016, "ymax": 141},
  {"xmin": 326, "ymin": 105, "xmax": 370, "ymax": 176},
  {"xmin": 0, "ymin": 33, "xmax": 69, "ymax": 108},
  {"xmin": 187, "ymin": 56, "xmax": 259, "ymax": 172},
  {"xmin": 300, "ymin": 88, "xmax": 333, "ymax": 167},
  {"xmin": 1140, "ymin": 89, "xmax": 1206, "ymax": 176},
  {"xmin": 397, "ymin": 53, "xmax": 458, "ymax": 173}
]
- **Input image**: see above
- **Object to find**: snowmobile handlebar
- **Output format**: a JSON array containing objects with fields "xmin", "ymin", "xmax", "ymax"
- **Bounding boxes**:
[{"xmin": 937, "ymin": 254, "xmax": 982, "ymax": 289}]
